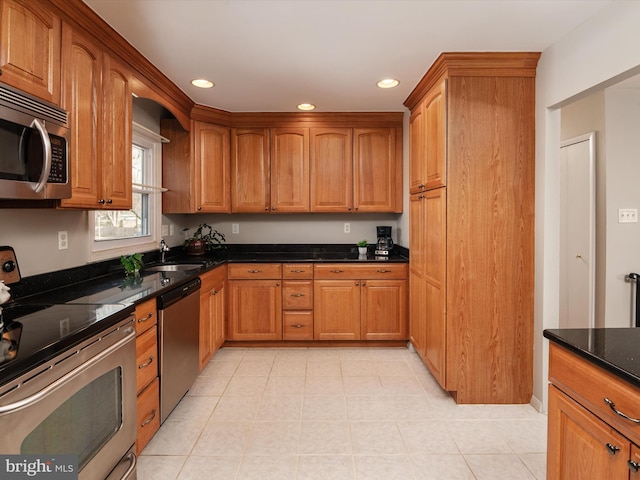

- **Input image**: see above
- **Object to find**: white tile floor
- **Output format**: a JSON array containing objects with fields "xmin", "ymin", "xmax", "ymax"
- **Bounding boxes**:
[{"xmin": 138, "ymin": 347, "xmax": 547, "ymax": 480}]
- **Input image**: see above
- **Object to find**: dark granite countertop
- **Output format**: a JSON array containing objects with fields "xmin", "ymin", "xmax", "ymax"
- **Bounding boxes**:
[
  {"xmin": 9, "ymin": 244, "xmax": 409, "ymax": 308},
  {"xmin": 544, "ymin": 328, "xmax": 640, "ymax": 389}
]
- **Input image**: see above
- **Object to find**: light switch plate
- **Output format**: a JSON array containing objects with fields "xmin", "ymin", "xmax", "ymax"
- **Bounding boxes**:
[{"xmin": 619, "ymin": 208, "xmax": 638, "ymax": 223}]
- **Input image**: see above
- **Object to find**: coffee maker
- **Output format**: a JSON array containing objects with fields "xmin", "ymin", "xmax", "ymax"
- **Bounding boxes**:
[{"xmin": 375, "ymin": 226, "xmax": 394, "ymax": 256}]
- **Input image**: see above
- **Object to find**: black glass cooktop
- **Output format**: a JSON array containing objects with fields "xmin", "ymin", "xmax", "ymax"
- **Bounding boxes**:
[{"xmin": 0, "ymin": 302, "xmax": 133, "ymax": 386}]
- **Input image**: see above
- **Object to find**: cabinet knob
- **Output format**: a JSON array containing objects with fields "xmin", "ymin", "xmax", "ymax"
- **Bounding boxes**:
[
  {"xmin": 106, "ymin": 199, "xmax": 113, "ymax": 204},
  {"xmin": 198, "ymin": 206, "xmax": 202, "ymax": 210},
  {"xmin": 362, "ymin": 281, "xmax": 366, "ymax": 286},
  {"xmin": 2, "ymin": 260, "xmax": 16, "ymax": 273},
  {"xmin": 629, "ymin": 460, "xmax": 640, "ymax": 473},
  {"xmin": 355, "ymin": 282, "xmax": 359, "ymax": 286},
  {"xmin": 606, "ymin": 443, "xmax": 620, "ymax": 455},
  {"xmin": 265, "ymin": 207, "xmax": 269, "ymax": 211},
  {"xmin": 276, "ymin": 282, "xmax": 280, "ymax": 286},
  {"xmin": 272, "ymin": 207, "xmax": 276, "ymax": 211},
  {"xmin": 98, "ymin": 199, "xmax": 106, "ymax": 204},
  {"xmin": 212, "ymin": 290, "xmax": 218, "ymax": 295}
]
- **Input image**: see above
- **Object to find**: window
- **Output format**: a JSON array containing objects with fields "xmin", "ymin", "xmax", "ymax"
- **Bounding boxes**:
[{"xmin": 90, "ymin": 123, "xmax": 164, "ymax": 260}]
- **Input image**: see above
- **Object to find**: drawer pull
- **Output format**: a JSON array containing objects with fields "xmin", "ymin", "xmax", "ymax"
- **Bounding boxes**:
[
  {"xmin": 248, "ymin": 269, "xmax": 262, "ymax": 273},
  {"xmin": 137, "ymin": 312, "xmax": 153, "ymax": 323},
  {"xmin": 604, "ymin": 398, "xmax": 640, "ymax": 423},
  {"xmin": 138, "ymin": 357, "xmax": 154, "ymax": 369},
  {"xmin": 141, "ymin": 409, "xmax": 157, "ymax": 427},
  {"xmin": 290, "ymin": 293, "xmax": 305, "ymax": 297},
  {"xmin": 377, "ymin": 269, "xmax": 391, "ymax": 273},
  {"xmin": 606, "ymin": 443, "xmax": 620, "ymax": 455},
  {"xmin": 629, "ymin": 460, "xmax": 640, "ymax": 473},
  {"xmin": 290, "ymin": 324, "xmax": 306, "ymax": 328},
  {"xmin": 290, "ymin": 270, "xmax": 306, "ymax": 273},
  {"xmin": 330, "ymin": 270, "xmax": 344, "ymax": 273}
]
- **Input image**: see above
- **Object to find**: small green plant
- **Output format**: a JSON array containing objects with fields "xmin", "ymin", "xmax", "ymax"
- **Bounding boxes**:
[
  {"xmin": 120, "ymin": 253, "xmax": 144, "ymax": 275},
  {"xmin": 357, "ymin": 240, "xmax": 368, "ymax": 247}
]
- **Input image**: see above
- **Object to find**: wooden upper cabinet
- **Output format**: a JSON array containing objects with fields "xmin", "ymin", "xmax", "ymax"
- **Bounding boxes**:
[
  {"xmin": 59, "ymin": 25, "xmax": 132, "ymax": 210},
  {"xmin": 231, "ymin": 128, "xmax": 270, "ymax": 212},
  {"xmin": 270, "ymin": 127, "xmax": 309, "ymax": 212},
  {"xmin": 101, "ymin": 52, "xmax": 132, "ymax": 209},
  {"xmin": 424, "ymin": 79, "xmax": 446, "ymax": 190},
  {"xmin": 0, "ymin": 0, "xmax": 60, "ymax": 104},
  {"xmin": 353, "ymin": 127, "xmax": 400, "ymax": 213},
  {"xmin": 59, "ymin": 23, "xmax": 101, "ymax": 208},
  {"xmin": 310, "ymin": 128, "xmax": 353, "ymax": 212},
  {"xmin": 409, "ymin": 99, "xmax": 426, "ymax": 194},
  {"xmin": 194, "ymin": 121, "xmax": 230, "ymax": 212}
]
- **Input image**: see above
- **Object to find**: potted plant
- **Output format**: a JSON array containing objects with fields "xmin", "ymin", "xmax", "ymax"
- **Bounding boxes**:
[
  {"xmin": 357, "ymin": 240, "xmax": 368, "ymax": 255},
  {"xmin": 183, "ymin": 223, "xmax": 226, "ymax": 256},
  {"xmin": 120, "ymin": 253, "xmax": 144, "ymax": 276}
]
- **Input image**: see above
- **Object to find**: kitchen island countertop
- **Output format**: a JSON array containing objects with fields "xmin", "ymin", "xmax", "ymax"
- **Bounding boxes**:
[{"xmin": 544, "ymin": 328, "xmax": 640, "ymax": 389}]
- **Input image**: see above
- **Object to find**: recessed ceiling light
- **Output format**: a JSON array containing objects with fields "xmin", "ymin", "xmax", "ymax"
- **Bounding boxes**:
[
  {"xmin": 191, "ymin": 79, "xmax": 214, "ymax": 89},
  {"xmin": 377, "ymin": 78, "xmax": 399, "ymax": 89},
  {"xmin": 297, "ymin": 103, "xmax": 316, "ymax": 111}
]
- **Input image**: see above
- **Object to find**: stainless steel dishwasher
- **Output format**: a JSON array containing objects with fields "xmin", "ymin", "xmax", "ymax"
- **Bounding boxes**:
[{"xmin": 157, "ymin": 277, "xmax": 201, "ymax": 423}]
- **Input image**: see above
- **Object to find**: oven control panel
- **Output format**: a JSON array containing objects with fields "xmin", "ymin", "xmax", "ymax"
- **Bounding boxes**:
[{"xmin": 0, "ymin": 247, "xmax": 20, "ymax": 285}]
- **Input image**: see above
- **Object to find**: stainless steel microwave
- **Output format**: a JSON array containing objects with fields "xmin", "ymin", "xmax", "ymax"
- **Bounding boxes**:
[{"xmin": 0, "ymin": 83, "xmax": 71, "ymax": 199}]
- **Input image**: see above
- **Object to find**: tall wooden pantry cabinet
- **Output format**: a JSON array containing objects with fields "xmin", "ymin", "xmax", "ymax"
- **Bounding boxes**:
[{"xmin": 405, "ymin": 52, "xmax": 539, "ymax": 404}]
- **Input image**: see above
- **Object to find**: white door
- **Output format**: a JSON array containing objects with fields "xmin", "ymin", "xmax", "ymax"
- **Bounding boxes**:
[{"xmin": 559, "ymin": 133, "xmax": 596, "ymax": 328}]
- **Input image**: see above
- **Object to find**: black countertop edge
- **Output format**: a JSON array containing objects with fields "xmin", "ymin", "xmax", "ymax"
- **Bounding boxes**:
[
  {"xmin": 9, "ymin": 244, "xmax": 408, "ymax": 306},
  {"xmin": 544, "ymin": 328, "xmax": 640, "ymax": 389}
]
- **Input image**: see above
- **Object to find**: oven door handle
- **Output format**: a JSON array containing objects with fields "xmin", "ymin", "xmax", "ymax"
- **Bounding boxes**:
[
  {"xmin": 30, "ymin": 118, "xmax": 52, "ymax": 194},
  {"xmin": 0, "ymin": 326, "xmax": 135, "ymax": 414}
]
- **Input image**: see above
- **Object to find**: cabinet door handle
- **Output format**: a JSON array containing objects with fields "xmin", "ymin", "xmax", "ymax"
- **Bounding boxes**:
[
  {"xmin": 138, "ymin": 357, "xmax": 154, "ymax": 369},
  {"xmin": 211, "ymin": 290, "xmax": 219, "ymax": 295},
  {"xmin": 377, "ymin": 269, "xmax": 391, "ymax": 273},
  {"xmin": 290, "ymin": 293, "xmax": 305, "ymax": 297},
  {"xmin": 141, "ymin": 409, "xmax": 157, "ymax": 427},
  {"xmin": 137, "ymin": 312, "xmax": 154, "ymax": 323},
  {"xmin": 248, "ymin": 270, "xmax": 262, "ymax": 273},
  {"xmin": 604, "ymin": 398, "xmax": 640, "ymax": 423},
  {"xmin": 290, "ymin": 323, "xmax": 305, "ymax": 328},
  {"xmin": 330, "ymin": 270, "xmax": 344, "ymax": 273},
  {"xmin": 629, "ymin": 460, "xmax": 640, "ymax": 473},
  {"xmin": 606, "ymin": 443, "xmax": 620, "ymax": 455}
]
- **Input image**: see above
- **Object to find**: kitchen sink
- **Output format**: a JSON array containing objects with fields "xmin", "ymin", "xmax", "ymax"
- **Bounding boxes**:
[{"xmin": 146, "ymin": 264, "xmax": 204, "ymax": 272}]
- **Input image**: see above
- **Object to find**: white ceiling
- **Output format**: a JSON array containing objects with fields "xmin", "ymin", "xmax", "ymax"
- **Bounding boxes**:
[{"xmin": 83, "ymin": 0, "xmax": 611, "ymax": 113}]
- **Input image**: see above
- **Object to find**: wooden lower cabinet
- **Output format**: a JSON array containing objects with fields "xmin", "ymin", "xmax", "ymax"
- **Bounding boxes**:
[
  {"xmin": 313, "ymin": 264, "xmax": 408, "ymax": 341},
  {"xmin": 136, "ymin": 378, "xmax": 160, "ymax": 456},
  {"xmin": 547, "ymin": 343, "xmax": 640, "ymax": 479},
  {"xmin": 548, "ymin": 386, "xmax": 634, "ymax": 479},
  {"xmin": 133, "ymin": 298, "xmax": 159, "ymax": 455},
  {"xmin": 227, "ymin": 279, "xmax": 282, "ymax": 340},
  {"xmin": 199, "ymin": 265, "xmax": 227, "ymax": 370},
  {"xmin": 314, "ymin": 280, "xmax": 361, "ymax": 340}
]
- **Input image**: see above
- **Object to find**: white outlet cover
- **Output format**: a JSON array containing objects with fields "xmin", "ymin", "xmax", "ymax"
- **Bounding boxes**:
[{"xmin": 618, "ymin": 208, "xmax": 638, "ymax": 223}]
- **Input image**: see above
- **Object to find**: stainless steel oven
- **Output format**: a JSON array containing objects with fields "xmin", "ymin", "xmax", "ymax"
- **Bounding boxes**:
[{"xmin": 0, "ymin": 314, "xmax": 137, "ymax": 480}]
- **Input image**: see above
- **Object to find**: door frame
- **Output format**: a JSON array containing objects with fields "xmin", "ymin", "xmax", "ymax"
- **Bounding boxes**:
[{"xmin": 560, "ymin": 131, "xmax": 596, "ymax": 328}]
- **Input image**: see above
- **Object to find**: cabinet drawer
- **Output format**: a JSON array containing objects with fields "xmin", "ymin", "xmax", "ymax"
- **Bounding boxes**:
[
  {"xmin": 282, "ymin": 280, "xmax": 313, "ymax": 309},
  {"xmin": 228, "ymin": 263, "xmax": 282, "ymax": 279},
  {"xmin": 283, "ymin": 311, "xmax": 313, "ymax": 340},
  {"xmin": 549, "ymin": 343, "xmax": 640, "ymax": 446},
  {"xmin": 136, "ymin": 377, "xmax": 160, "ymax": 455},
  {"xmin": 314, "ymin": 263, "xmax": 407, "ymax": 279},
  {"xmin": 134, "ymin": 298, "xmax": 157, "ymax": 336},
  {"xmin": 136, "ymin": 326, "xmax": 158, "ymax": 394},
  {"xmin": 282, "ymin": 263, "xmax": 313, "ymax": 279},
  {"xmin": 200, "ymin": 264, "xmax": 227, "ymax": 291}
]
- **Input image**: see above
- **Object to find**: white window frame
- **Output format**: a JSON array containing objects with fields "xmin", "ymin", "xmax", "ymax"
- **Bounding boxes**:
[{"xmin": 89, "ymin": 123, "xmax": 163, "ymax": 261}]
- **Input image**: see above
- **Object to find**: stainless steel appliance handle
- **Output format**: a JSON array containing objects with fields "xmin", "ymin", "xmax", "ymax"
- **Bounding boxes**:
[
  {"xmin": 0, "ymin": 326, "xmax": 135, "ymax": 414},
  {"xmin": 116, "ymin": 452, "xmax": 136, "ymax": 480},
  {"xmin": 30, "ymin": 118, "xmax": 52, "ymax": 194}
]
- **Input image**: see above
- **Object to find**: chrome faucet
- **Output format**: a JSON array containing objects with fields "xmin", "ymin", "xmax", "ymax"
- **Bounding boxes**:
[{"xmin": 160, "ymin": 239, "xmax": 170, "ymax": 263}]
